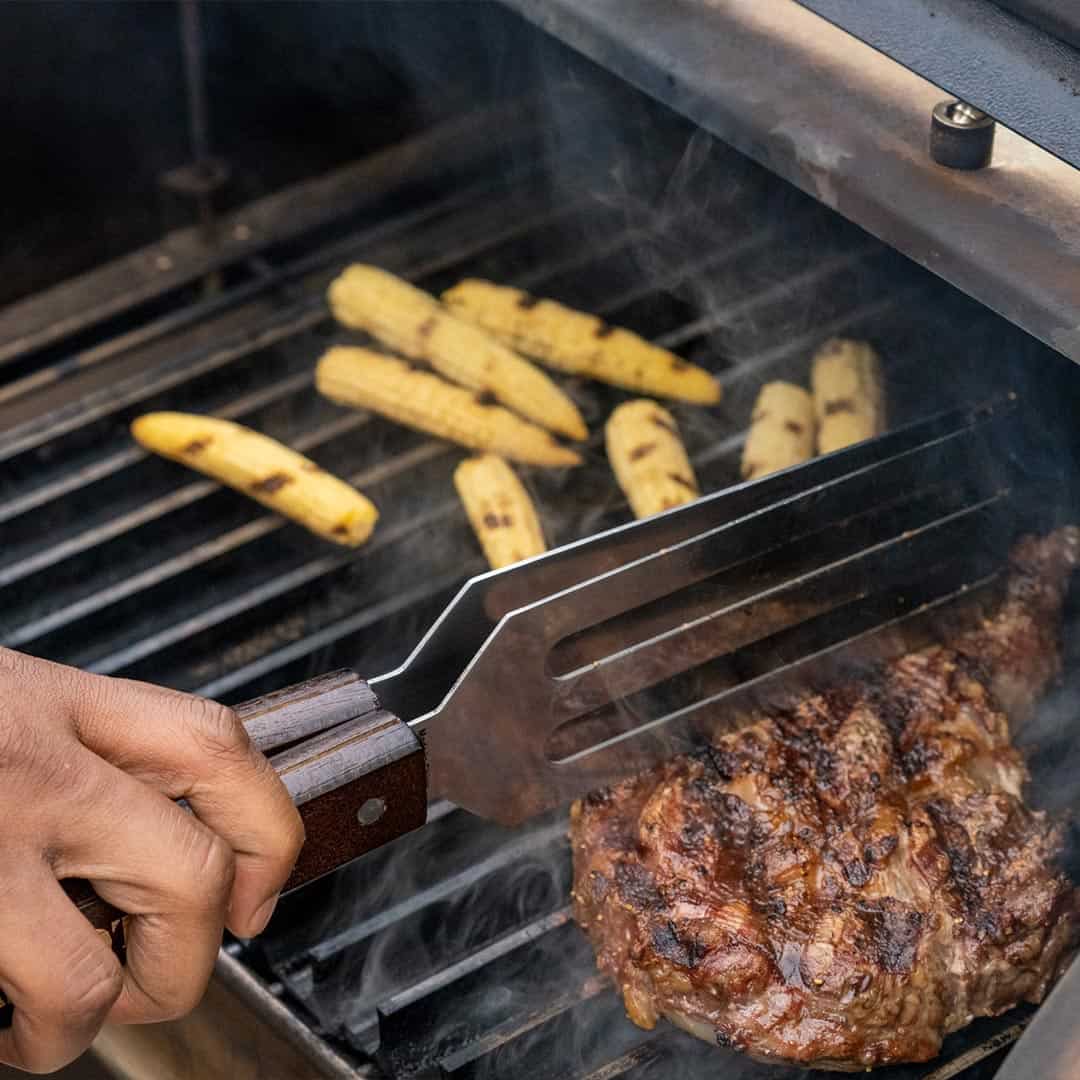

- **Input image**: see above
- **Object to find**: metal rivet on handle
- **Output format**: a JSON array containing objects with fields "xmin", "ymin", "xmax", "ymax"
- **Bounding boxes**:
[
  {"xmin": 930, "ymin": 100, "xmax": 995, "ymax": 170},
  {"xmin": 356, "ymin": 797, "xmax": 387, "ymax": 826}
]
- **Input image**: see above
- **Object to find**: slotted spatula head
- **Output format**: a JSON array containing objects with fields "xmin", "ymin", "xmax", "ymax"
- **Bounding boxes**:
[{"xmin": 393, "ymin": 396, "xmax": 1024, "ymax": 824}]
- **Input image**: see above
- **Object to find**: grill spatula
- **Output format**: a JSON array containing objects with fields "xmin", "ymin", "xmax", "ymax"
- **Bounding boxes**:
[{"xmin": 45, "ymin": 395, "xmax": 1028, "ymax": 966}]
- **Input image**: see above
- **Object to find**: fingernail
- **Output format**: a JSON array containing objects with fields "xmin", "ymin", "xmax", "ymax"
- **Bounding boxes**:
[{"xmin": 250, "ymin": 893, "xmax": 280, "ymax": 936}]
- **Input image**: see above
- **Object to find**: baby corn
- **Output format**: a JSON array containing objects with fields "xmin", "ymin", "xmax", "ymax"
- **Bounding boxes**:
[
  {"xmin": 811, "ymin": 338, "xmax": 885, "ymax": 454},
  {"xmin": 315, "ymin": 346, "xmax": 582, "ymax": 468},
  {"xmin": 605, "ymin": 399, "xmax": 699, "ymax": 519},
  {"xmin": 740, "ymin": 381, "xmax": 816, "ymax": 481},
  {"xmin": 130, "ymin": 412, "xmax": 378, "ymax": 546},
  {"xmin": 453, "ymin": 455, "xmax": 547, "ymax": 570},
  {"xmin": 328, "ymin": 265, "xmax": 587, "ymax": 441},
  {"xmin": 442, "ymin": 278, "xmax": 721, "ymax": 405}
]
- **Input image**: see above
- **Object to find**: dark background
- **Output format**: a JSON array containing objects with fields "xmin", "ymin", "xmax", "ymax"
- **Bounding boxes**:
[{"xmin": 0, "ymin": 0, "xmax": 551, "ymax": 307}]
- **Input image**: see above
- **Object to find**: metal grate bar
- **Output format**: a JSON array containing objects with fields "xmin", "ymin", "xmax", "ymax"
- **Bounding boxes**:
[
  {"xmin": 0, "ymin": 181, "xmax": 591, "ymax": 465},
  {"xmin": 0, "ymin": 95, "xmax": 563, "ymax": 367},
  {"xmin": 193, "ymin": 564, "xmax": 481, "ymax": 700},
  {"xmin": 0, "ymin": 367, "xmax": 321, "ymax": 528},
  {"xmin": 375, "ymin": 907, "xmax": 583, "ymax": 1073},
  {"xmin": 579, "ymin": 1041, "xmax": 665, "ymax": 1080},
  {"xmin": 923, "ymin": 1023, "xmax": 1029, "ymax": 1080},
  {"xmin": 436, "ymin": 978, "xmax": 610, "ymax": 1075},
  {"xmin": 0, "ymin": 197, "xmax": 690, "ymax": 553},
  {"xmin": 0, "ymin": 303, "xmax": 325, "ymax": 465},
  {"xmin": 0, "ymin": 145, "xmax": 574, "ymax": 406},
  {"xmin": 312, "ymin": 822, "xmax": 567, "ymax": 968},
  {"xmin": 84, "ymin": 497, "xmax": 461, "ymax": 674},
  {"xmin": 193, "ymin": 287, "xmax": 921, "ymax": 703},
  {"xmin": 0, "ymin": 412, "xmax": 372, "ymax": 589},
  {"xmin": 85, "ymin": 288, "xmax": 918, "ymax": 691},
  {"xmin": 6, "ymin": 446, "xmax": 452, "ymax": 655},
  {"xmin": 2, "ymin": 209, "xmax": 867, "ymax": 666},
  {"xmin": 657, "ymin": 244, "xmax": 881, "ymax": 350}
]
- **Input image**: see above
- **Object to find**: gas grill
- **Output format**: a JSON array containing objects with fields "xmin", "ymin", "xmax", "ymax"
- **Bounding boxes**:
[{"xmin": 3, "ymin": 2, "xmax": 1080, "ymax": 1078}]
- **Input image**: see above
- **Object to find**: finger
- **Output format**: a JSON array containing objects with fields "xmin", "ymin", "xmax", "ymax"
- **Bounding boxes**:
[
  {"xmin": 0, "ymin": 868, "xmax": 122, "ymax": 1073},
  {"xmin": 63, "ymin": 670, "xmax": 303, "ymax": 937},
  {"xmin": 48, "ymin": 755, "xmax": 234, "ymax": 1025}
]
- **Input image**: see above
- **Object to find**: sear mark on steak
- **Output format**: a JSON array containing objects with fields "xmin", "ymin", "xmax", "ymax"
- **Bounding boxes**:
[{"xmin": 570, "ymin": 528, "xmax": 1080, "ymax": 1072}]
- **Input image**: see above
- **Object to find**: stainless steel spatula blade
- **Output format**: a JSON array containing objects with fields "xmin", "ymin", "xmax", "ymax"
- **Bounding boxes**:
[{"xmin": 398, "ymin": 396, "xmax": 1022, "ymax": 823}]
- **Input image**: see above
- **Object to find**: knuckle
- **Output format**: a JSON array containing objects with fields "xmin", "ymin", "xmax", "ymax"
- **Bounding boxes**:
[
  {"xmin": 29, "ymin": 937, "xmax": 122, "ymax": 1026},
  {"xmin": 0, "ymin": 704, "xmax": 38, "ymax": 770},
  {"xmin": 182, "ymin": 828, "xmax": 235, "ymax": 909},
  {"xmin": 0, "ymin": 647, "xmax": 29, "ymax": 677},
  {"xmin": 62, "ymin": 947, "xmax": 124, "ymax": 1020},
  {"xmin": 183, "ymin": 697, "xmax": 249, "ymax": 761}
]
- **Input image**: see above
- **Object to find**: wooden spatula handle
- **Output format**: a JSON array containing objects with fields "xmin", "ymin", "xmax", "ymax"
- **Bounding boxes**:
[{"xmin": 0, "ymin": 672, "xmax": 426, "ymax": 1024}]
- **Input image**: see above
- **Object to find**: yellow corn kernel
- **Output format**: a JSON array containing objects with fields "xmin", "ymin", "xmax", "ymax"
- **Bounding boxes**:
[
  {"xmin": 315, "ymin": 346, "xmax": 581, "ymax": 468},
  {"xmin": 130, "ymin": 412, "xmax": 378, "ymax": 546},
  {"xmin": 328, "ymin": 264, "xmax": 587, "ymax": 441},
  {"xmin": 605, "ymin": 399, "xmax": 699, "ymax": 519},
  {"xmin": 453, "ymin": 455, "xmax": 546, "ymax": 570},
  {"xmin": 442, "ymin": 278, "xmax": 721, "ymax": 404}
]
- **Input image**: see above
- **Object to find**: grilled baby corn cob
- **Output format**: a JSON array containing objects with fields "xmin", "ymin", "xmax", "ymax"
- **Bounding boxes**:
[
  {"xmin": 605, "ymin": 399, "xmax": 699, "ymax": 519},
  {"xmin": 328, "ymin": 265, "xmax": 587, "ymax": 442},
  {"xmin": 740, "ymin": 381, "xmax": 816, "ymax": 481},
  {"xmin": 130, "ymin": 412, "xmax": 378, "ymax": 546},
  {"xmin": 442, "ymin": 278, "xmax": 721, "ymax": 405},
  {"xmin": 453, "ymin": 455, "xmax": 547, "ymax": 570},
  {"xmin": 315, "ymin": 346, "xmax": 582, "ymax": 467},
  {"xmin": 811, "ymin": 338, "xmax": 885, "ymax": 454}
]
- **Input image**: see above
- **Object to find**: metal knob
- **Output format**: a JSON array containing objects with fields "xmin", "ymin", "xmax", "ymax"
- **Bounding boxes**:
[{"xmin": 930, "ymin": 100, "xmax": 995, "ymax": 170}]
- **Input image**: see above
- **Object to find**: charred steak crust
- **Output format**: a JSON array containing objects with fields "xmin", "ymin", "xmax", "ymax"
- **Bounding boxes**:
[{"xmin": 570, "ymin": 529, "xmax": 1080, "ymax": 1071}]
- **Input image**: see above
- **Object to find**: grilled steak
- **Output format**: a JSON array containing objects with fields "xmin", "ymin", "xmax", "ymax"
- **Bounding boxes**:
[{"xmin": 571, "ymin": 528, "xmax": 1080, "ymax": 1071}]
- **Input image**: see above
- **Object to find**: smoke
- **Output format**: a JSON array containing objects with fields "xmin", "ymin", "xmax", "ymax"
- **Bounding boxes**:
[
  {"xmin": 260, "ymin": 805, "xmax": 572, "ymax": 1059},
  {"xmin": 243, "ymin": 9, "xmax": 1080, "ymax": 1080},
  {"xmin": 1015, "ymin": 566, "xmax": 1080, "ymax": 831}
]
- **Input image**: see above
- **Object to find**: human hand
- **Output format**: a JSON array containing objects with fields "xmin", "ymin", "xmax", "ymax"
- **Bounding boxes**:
[{"xmin": 0, "ymin": 648, "xmax": 304, "ymax": 1073}]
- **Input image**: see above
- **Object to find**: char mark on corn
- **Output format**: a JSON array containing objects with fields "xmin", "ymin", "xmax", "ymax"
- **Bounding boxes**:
[
  {"xmin": 606, "ymin": 399, "xmax": 699, "ymax": 519},
  {"xmin": 740, "ymin": 381, "xmax": 816, "ymax": 481},
  {"xmin": 453, "ymin": 454, "xmax": 546, "ymax": 570},
  {"xmin": 811, "ymin": 337, "xmax": 885, "ymax": 454}
]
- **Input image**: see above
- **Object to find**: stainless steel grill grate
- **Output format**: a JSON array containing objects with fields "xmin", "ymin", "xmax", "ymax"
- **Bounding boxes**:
[{"xmin": 2, "ymin": 91, "xmax": 1075, "ymax": 1079}]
